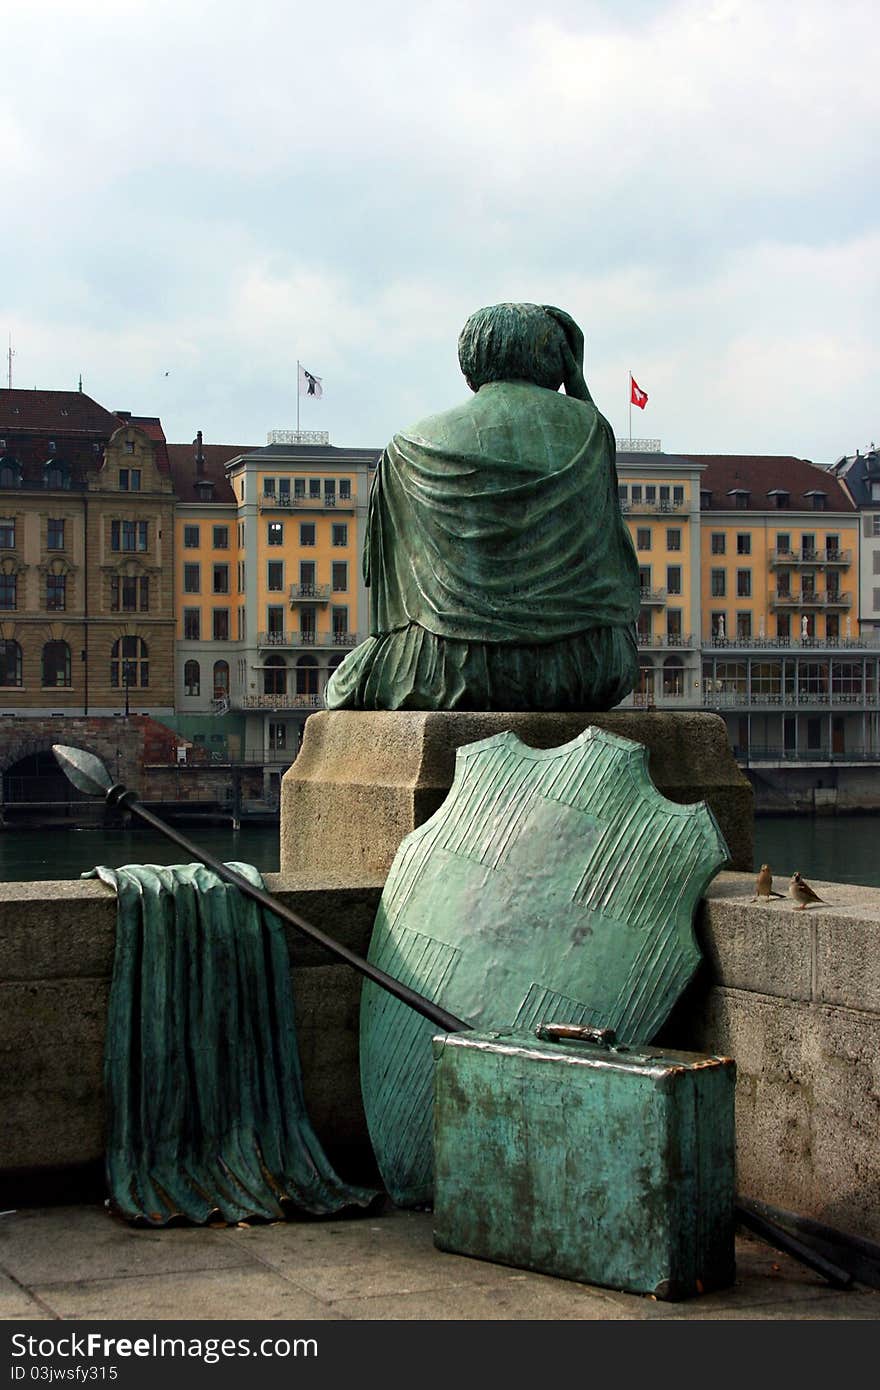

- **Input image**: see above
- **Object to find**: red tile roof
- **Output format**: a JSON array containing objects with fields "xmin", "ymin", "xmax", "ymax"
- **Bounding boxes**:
[
  {"xmin": 123, "ymin": 415, "xmax": 171, "ymax": 474},
  {"xmin": 681, "ymin": 455, "xmax": 854, "ymax": 511},
  {"xmin": 166, "ymin": 443, "xmax": 250, "ymax": 505},
  {"xmin": 0, "ymin": 388, "xmax": 122, "ymax": 437}
]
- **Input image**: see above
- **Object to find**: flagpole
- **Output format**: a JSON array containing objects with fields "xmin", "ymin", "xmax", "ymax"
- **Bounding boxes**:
[
  {"xmin": 629, "ymin": 372, "xmax": 632, "ymax": 446},
  {"xmin": 297, "ymin": 360, "xmax": 300, "ymax": 434}
]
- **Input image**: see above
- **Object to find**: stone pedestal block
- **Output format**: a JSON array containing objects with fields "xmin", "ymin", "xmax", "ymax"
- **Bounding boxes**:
[{"xmin": 280, "ymin": 710, "xmax": 753, "ymax": 879}]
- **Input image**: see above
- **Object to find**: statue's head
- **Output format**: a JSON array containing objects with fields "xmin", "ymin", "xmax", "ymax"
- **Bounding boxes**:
[{"xmin": 458, "ymin": 302, "xmax": 573, "ymax": 392}]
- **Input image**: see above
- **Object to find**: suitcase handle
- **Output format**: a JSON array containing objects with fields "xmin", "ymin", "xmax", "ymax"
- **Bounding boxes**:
[{"xmin": 535, "ymin": 1022, "xmax": 617, "ymax": 1049}]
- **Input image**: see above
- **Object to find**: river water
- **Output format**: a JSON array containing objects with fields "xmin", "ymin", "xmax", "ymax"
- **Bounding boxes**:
[
  {"xmin": 0, "ymin": 814, "xmax": 878, "ymax": 887},
  {"xmin": 752, "ymin": 813, "xmax": 880, "ymax": 889},
  {"xmin": 0, "ymin": 824, "xmax": 283, "ymax": 883}
]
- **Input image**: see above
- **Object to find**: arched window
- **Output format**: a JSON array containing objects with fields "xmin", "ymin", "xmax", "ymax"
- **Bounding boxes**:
[
  {"xmin": 662, "ymin": 656, "xmax": 684, "ymax": 698},
  {"xmin": 264, "ymin": 654, "xmax": 287, "ymax": 696},
  {"xmin": 0, "ymin": 639, "xmax": 22, "ymax": 686},
  {"xmin": 184, "ymin": 660, "xmax": 200, "ymax": 697},
  {"xmin": 111, "ymin": 635, "xmax": 149, "ymax": 688},
  {"xmin": 42, "ymin": 640, "xmax": 71, "ymax": 688},
  {"xmin": 296, "ymin": 654, "xmax": 318, "ymax": 696},
  {"xmin": 213, "ymin": 660, "xmax": 229, "ymax": 699}
]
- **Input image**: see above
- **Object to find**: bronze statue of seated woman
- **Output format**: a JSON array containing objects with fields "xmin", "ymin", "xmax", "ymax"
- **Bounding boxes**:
[{"xmin": 326, "ymin": 302, "xmax": 640, "ymax": 712}]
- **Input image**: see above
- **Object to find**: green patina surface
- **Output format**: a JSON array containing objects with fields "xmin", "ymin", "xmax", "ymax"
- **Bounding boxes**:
[
  {"xmin": 360, "ymin": 726, "xmax": 729, "ymax": 1208},
  {"xmin": 327, "ymin": 303, "xmax": 640, "ymax": 712},
  {"xmin": 433, "ymin": 1030, "xmax": 736, "ymax": 1300},
  {"xmin": 90, "ymin": 861, "xmax": 376, "ymax": 1225}
]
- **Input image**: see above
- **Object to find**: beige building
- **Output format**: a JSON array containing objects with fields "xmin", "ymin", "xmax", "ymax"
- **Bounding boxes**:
[{"xmin": 0, "ymin": 391, "xmax": 176, "ymax": 717}]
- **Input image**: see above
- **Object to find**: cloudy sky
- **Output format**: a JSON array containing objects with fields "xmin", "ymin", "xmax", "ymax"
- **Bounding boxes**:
[{"xmin": 3, "ymin": 0, "xmax": 878, "ymax": 461}]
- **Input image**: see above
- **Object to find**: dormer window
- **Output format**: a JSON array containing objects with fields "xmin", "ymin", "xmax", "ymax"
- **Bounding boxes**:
[
  {"xmin": 727, "ymin": 487, "xmax": 750, "ymax": 510},
  {"xmin": 43, "ymin": 460, "xmax": 71, "ymax": 490},
  {"xmin": 700, "ymin": 490, "xmax": 712, "ymax": 510},
  {"xmin": 767, "ymin": 489, "xmax": 790, "ymax": 510},
  {"xmin": 0, "ymin": 458, "xmax": 22, "ymax": 489},
  {"xmin": 804, "ymin": 490, "xmax": 827, "ymax": 511},
  {"xmin": 124, "ymin": 441, "xmax": 135, "ymax": 454},
  {"xmin": 195, "ymin": 480, "xmax": 215, "ymax": 500}
]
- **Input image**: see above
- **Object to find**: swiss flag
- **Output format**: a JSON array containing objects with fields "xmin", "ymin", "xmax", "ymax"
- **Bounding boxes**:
[{"xmin": 630, "ymin": 375, "xmax": 648, "ymax": 409}]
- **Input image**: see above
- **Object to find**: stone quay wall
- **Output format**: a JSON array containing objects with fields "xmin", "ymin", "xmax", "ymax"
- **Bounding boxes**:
[
  {"xmin": 1, "ymin": 870, "xmax": 879, "ymax": 1243},
  {"xmin": 749, "ymin": 764, "xmax": 880, "ymax": 814}
]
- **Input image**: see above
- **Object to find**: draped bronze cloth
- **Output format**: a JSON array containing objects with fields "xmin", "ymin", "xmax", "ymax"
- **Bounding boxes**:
[
  {"xmin": 326, "ymin": 380, "xmax": 640, "ymax": 711},
  {"xmin": 90, "ymin": 862, "xmax": 377, "ymax": 1225}
]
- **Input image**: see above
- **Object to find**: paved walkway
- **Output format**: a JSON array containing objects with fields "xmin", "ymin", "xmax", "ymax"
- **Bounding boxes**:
[{"xmin": 1, "ymin": 1203, "xmax": 877, "ymax": 1321}]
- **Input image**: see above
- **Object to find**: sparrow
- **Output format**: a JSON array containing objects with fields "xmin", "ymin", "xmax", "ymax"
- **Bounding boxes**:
[
  {"xmin": 752, "ymin": 864, "xmax": 784, "ymax": 901},
  {"xmin": 789, "ymin": 872, "xmax": 824, "ymax": 910}
]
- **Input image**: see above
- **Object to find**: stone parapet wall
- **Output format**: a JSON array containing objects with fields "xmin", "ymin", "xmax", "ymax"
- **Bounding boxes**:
[
  {"xmin": 661, "ymin": 872, "xmax": 880, "ymax": 1241},
  {"xmin": 0, "ymin": 876, "xmax": 380, "ymax": 1180},
  {"xmin": 1, "ymin": 870, "xmax": 879, "ymax": 1242}
]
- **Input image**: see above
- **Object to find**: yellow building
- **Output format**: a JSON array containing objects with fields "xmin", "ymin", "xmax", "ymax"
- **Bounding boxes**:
[
  {"xmin": 615, "ymin": 448, "xmax": 706, "ymax": 708},
  {"xmin": 615, "ymin": 444, "xmax": 879, "ymax": 767},
  {"xmin": 168, "ymin": 431, "xmax": 378, "ymax": 794},
  {"xmin": 689, "ymin": 454, "xmax": 875, "ymax": 763}
]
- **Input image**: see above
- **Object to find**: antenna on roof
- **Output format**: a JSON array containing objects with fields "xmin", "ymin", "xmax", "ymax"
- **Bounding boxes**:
[
  {"xmin": 78, "ymin": 373, "xmax": 83, "ymax": 393},
  {"xmin": 194, "ymin": 430, "xmax": 205, "ymax": 477},
  {"xmin": 6, "ymin": 333, "xmax": 14, "ymax": 390}
]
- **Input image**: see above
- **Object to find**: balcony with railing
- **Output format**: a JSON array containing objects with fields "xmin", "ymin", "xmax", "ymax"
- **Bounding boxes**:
[
  {"xmin": 770, "ymin": 591, "xmax": 852, "ymax": 609},
  {"xmin": 260, "ymin": 492, "xmax": 355, "ymax": 512},
  {"xmin": 702, "ymin": 690, "xmax": 880, "ymax": 709},
  {"xmin": 629, "ymin": 690, "xmax": 695, "ymax": 708},
  {"xmin": 636, "ymin": 632, "xmax": 696, "ymax": 649},
  {"xmin": 639, "ymin": 586, "xmax": 667, "ymax": 605},
  {"xmin": 769, "ymin": 548, "xmax": 852, "ymax": 567},
  {"xmin": 704, "ymin": 634, "xmax": 878, "ymax": 651},
  {"xmin": 289, "ymin": 583, "xmax": 330, "ymax": 603},
  {"xmin": 257, "ymin": 629, "xmax": 359, "ymax": 649},
  {"xmin": 620, "ymin": 499, "xmax": 687, "ymax": 515},
  {"xmin": 234, "ymin": 693, "xmax": 323, "ymax": 711},
  {"xmin": 742, "ymin": 746, "xmax": 880, "ymax": 764}
]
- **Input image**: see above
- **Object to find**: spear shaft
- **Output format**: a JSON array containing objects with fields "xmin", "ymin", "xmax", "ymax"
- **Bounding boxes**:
[
  {"xmin": 51, "ymin": 742, "xmax": 466, "ymax": 1034},
  {"xmin": 108, "ymin": 783, "xmax": 467, "ymax": 1033}
]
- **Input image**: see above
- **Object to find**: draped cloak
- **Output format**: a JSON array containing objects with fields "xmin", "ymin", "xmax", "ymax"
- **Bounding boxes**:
[{"xmin": 325, "ymin": 380, "xmax": 641, "ymax": 711}]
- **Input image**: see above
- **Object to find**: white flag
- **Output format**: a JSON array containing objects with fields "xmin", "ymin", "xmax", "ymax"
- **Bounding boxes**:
[{"xmin": 298, "ymin": 364, "xmax": 323, "ymax": 399}]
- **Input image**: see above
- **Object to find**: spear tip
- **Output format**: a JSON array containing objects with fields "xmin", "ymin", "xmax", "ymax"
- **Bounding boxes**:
[{"xmin": 52, "ymin": 744, "xmax": 115, "ymax": 798}]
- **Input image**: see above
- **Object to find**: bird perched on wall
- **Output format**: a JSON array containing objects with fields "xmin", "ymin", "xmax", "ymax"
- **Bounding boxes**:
[
  {"xmin": 752, "ymin": 864, "xmax": 784, "ymax": 901},
  {"xmin": 789, "ymin": 872, "xmax": 824, "ymax": 910}
]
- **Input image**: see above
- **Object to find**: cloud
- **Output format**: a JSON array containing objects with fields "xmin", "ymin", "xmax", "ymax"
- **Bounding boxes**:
[{"xmin": 1, "ymin": 1, "xmax": 877, "ymax": 459}]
